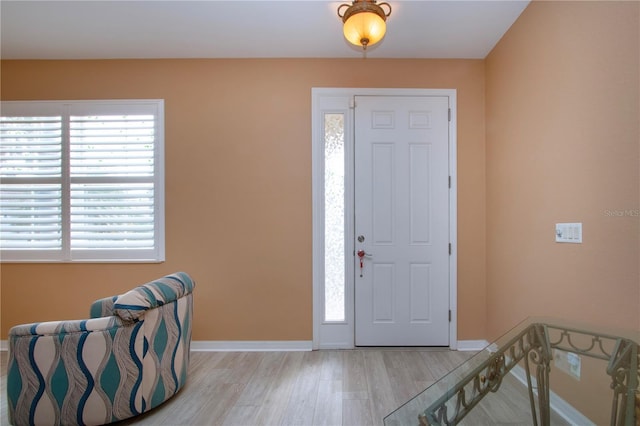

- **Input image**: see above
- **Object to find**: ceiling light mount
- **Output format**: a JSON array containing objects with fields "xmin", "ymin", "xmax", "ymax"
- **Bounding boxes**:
[{"xmin": 337, "ymin": 0, "xmax": 392, "ymax": 51}]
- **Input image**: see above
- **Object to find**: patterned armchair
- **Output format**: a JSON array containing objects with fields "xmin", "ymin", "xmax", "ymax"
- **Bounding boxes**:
[{"xmin": 7, "ymin": 272, "xmax": 195, "ymax": 426}]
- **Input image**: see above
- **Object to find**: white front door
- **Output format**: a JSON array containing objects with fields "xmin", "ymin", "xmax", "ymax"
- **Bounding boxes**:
[{"xmin": 354, "ymin": 95, "xmax": 450, "ymax": 346}]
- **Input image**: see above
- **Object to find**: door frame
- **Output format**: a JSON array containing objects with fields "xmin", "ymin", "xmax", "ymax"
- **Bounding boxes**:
[{"xmin": 312, "ymin": 88, "xmax": 458, "ymax": 350}]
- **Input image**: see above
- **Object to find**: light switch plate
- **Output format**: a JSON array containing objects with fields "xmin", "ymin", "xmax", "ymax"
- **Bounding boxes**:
[
  {"xmin": 554, "ymin": 349, "xmax": 581, "ymax": 380},
  {"xmin": 555, "ymin": 223, "xmax": 582, "ymax": 243}
]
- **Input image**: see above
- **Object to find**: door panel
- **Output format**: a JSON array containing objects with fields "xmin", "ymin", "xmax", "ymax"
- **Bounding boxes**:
[
  {"xmin": 372, "ymin": 143, "xmax": 394, "ymax": 243},
  {"xmin": 354, "ymin": 95, "xmax": 449, "ymax": 346}
]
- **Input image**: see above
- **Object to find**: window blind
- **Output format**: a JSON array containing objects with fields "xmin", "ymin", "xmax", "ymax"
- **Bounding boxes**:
[
  {"xmin": 0, "ymin": 100, "xmax": 164, "ymax": 262},
  {"xmin": 0, "ymin": 116, "xmax": 63, "ymax": 251}
]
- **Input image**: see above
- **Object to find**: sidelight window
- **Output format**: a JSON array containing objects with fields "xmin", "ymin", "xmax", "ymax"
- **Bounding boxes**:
[{"xmin": 323, "ymin": 113, "xmax": 345, "ymax": 322}]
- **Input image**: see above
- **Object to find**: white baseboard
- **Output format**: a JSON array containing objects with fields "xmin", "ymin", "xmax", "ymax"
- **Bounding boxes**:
[
  {"xmin": 1, "ymin": 340, "xmax": 314, "ymax": 352},
  {"xmin": 1, "ymin": 338, "xmax": 492, "ymax": 353},
  {"xmin": 456, "ymin": 339, "xmax": 489, "ymax": 351},
  {"xmin": 190, "ymin": 340, "xmax": 313, "ymax": 352},
  {"xmin": 0, "ymin": 339, "xmax": 498, "ymax": 352},
  {"xmin": 510, "ymin": 364, "xmax": 595, "ymax": 426}
]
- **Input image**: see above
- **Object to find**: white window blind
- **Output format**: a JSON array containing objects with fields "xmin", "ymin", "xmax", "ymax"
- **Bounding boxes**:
[{"xmin": 0, "ymin": 100, "xmax": 165, "ymax": 262}]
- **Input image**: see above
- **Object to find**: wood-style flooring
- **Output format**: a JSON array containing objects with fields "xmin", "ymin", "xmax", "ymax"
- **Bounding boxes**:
[{"xmin": 0, "ymin": 348, "xmax": 569, "ymax": 425}]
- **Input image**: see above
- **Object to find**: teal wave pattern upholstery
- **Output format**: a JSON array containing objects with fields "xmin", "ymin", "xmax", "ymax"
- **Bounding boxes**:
[{"xmin": 7, "ymin": 272, "xmax": 195, "ymax": 426}]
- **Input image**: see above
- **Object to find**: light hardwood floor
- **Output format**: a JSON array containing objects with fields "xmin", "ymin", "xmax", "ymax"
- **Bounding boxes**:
[{"xmin": 0, "ymin": 348, "xmax": 569, "ymax": 425}]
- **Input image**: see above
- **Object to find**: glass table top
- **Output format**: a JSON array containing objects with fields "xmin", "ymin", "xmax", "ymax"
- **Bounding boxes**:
[{"xmin": 384, "ymin": 317, "xmax": 639, "ymax": 426}]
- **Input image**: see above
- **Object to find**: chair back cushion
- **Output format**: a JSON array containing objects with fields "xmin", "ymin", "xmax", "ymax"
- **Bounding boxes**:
[
  {"xmin": 113, "ymin": 272, "xmax": 195, "ymax": 322},
  {"xmin": 90, "ymin": 296, "xmax": 118, "ymax": 318},
  {"xmin": 114, "ymin": 272, "xmax": 195, "ymax": 411}
]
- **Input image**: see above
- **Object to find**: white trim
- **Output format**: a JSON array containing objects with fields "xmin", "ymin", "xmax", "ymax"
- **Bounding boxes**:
[
  {"xmin": 1, "ymin": 340, "xmax": 487, "ymax": 353},
  {"xmin": 456, "ymin": 340, "xmax": 489, "ymax": 351},
  {"xmin": 312, "ymin": 88, "xmax": 458, "ymax": 350},
  {"xmin": 1, "ymin": 340, "xmax": 312, "ymax": 352},
  {"xmin": 447, "ymin": 93, "xmax": 458, "ymax": 350},
  {"xmin": 510, "ymin": 364, "xmax": 595, "ymax": 426},
  {"xmin": 312, "ymin": 91, "xmax": 356, "ymax": 350},
  {"xmin": 0, "ymin": 340, "xmax": 313, "ymax": 353},
  {"xmin": 190, "ymin": 340, "xmax": 312, "ymax": 352},
  {"xmin": 1, "ymin": 339, "xmax": 487, "ymax": 353}
]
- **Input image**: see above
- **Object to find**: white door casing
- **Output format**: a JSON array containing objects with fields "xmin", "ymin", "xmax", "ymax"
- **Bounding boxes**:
[
  {"xmin": 312, "ymin": 88, "xmax": 457, "ymax": 350},
  {"xmin": 354, "ymin": 96, "xmax": 450, "ymax": 346}
]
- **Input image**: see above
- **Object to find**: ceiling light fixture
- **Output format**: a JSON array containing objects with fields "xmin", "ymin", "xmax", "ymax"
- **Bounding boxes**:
[{"xmin": 337, "ymin": 0, "xmax": 392, "ymax": 51}]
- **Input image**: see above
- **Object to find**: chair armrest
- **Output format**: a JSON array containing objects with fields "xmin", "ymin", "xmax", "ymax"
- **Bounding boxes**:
[
  {"xmin": 8, "ymin": 316, "xmax": 145, "ymax": 426},
  {"xmin": 9, "ymin": 315, "xmax": 124, "ymax": 338}
]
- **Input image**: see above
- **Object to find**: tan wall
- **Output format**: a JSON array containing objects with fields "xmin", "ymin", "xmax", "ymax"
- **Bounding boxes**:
[
  {"xmin": 486, "ymin": 3, "xmax": 639, "ymax": 420},
  {"xmin": 0, "ymin": 59, "xmax": 487, "ymax": 341},
  {"xmin": 485, "ymin": 2, "xmax": 639, "ymax": 337}
]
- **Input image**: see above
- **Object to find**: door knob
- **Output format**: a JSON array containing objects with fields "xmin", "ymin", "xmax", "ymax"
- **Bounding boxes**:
[
  {"xmin": 357, "ymin": 249, "xmax": 372, "ymax": 277},
  {"xmin": 357, "ymin": 249, "xmax": 373, "ymax": 258}
]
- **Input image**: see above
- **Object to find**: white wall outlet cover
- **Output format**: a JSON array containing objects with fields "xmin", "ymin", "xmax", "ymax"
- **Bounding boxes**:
[
  {"xmin": 555, "ymin": 223, "xmax": 582, "ymax": 243},
  {"xmin": 554, "ymin": 349, "xmax": 581, "ymax": 380}
]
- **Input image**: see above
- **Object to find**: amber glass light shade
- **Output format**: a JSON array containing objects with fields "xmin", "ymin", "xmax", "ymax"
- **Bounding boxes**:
[
  {"xmin": 338, "ymin": 1, "xmax": 391, "ymax": 50},
  {"xmin": 343, "ymin": 11, "xmax": 386, "ymax": 48}
]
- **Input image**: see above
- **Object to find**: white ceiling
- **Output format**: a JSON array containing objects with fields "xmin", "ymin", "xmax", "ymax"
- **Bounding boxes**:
[{"xmin": 1, "ymin": 0, "xmax": 530, "ymax": 60}]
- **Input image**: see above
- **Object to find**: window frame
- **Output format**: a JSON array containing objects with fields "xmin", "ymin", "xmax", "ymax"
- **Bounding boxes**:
[{"xmin": 0, "ymin": 99, "xmax": 165, "ymax": 263}]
